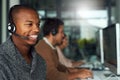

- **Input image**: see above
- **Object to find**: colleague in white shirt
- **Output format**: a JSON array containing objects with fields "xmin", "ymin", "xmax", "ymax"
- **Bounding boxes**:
[{"xmin": 56, "ymin": 34, "xmax": 84, "ymax": 68}]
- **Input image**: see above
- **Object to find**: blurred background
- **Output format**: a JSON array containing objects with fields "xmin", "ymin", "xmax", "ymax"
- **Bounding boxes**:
[{"xmin": 0, "ymin": 0, "xmax": 120, "ymax": 61}]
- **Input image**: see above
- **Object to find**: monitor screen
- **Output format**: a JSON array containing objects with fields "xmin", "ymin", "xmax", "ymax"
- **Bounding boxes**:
[{"xmin": 103, "ymin": 23, "xmax": 120, "ymax": 75}]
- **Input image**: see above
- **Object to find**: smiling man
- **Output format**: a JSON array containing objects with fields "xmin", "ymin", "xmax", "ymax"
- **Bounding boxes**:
[{"xmin": 0, "ymin": 5, "xmax": 46, "ymax": 80}]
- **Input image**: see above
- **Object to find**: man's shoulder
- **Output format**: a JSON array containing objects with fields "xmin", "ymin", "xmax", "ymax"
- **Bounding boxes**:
[
  {"xmin": 35, "ymin": 39, "xmax": 49, "ymax": 49},
  {"xmin": 36, "ymin": 39, "xmax": 45, "ymax": 45},
  {"xmin": 0, "ymin": 42, "xmax": 12, "ymax": 67},
  {"xmin": 0, "ymin": 43, "xmax": 6, "ymax": 55},
  {"xmin": 35, "ymin": 39, "xmax": 53, "ymax": 56},
  {"xmin": 0, "ymin": 53, "xmax": 8, "ymax": 68},
  {"xmin": 0, "ymin": 38, "xmax": 11, "ymax": 54}
]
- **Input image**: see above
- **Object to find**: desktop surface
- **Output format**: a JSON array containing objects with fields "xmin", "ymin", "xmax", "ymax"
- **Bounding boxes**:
[
  {"xmin": 76, "ymin": 62, "xmax": 120, "ymax": 80},
  {"xmin": 75, "ymin": 70, "xmax": 120, "ymax": 80}
]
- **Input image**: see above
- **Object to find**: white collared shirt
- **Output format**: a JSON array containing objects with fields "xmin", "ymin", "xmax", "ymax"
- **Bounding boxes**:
[
  {"xmin": 56, "ymin": 46, "xmax": 73, "ymax": 67},
  {"xmin": 43, "ymin": 37, "xmax": 56, "ymax": 50}
]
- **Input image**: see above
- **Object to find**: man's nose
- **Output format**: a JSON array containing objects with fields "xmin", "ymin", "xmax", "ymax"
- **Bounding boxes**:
[{"xmin": 33, "ymin": 24, "xmax": 40, "ymax": 33}]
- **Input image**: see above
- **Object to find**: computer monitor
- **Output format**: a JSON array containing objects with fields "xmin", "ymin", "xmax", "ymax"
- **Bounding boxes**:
[
  {"xmin": 95, "ymin": 29, "xmax": 104, "ymax": 64},
  {"xmin": 103, "ymin": 23, "xmax": 120, "ymax": 75}
]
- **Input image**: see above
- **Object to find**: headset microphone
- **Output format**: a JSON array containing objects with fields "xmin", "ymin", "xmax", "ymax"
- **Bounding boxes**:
[{"xmin": 13, "ymin": 32, "xmax": 29, "ymax": 40}]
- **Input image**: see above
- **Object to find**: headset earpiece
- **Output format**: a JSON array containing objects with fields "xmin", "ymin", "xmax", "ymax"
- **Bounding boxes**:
[
  {"xmin": 8, "ymin": 23, "xmax": 16, "ymax": 33},
  {"xmin": 8, "ymin": 5, "xmax": 16, "ymax": 33},
  {"xmin": 51, "ymin": 28, "xmax": 57, "ymax": 36}
]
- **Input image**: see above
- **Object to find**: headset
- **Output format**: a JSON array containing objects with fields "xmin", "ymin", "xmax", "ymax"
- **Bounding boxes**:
[
  {"xmin": 8, "ymin": 6, "xmax": 16, "ymax": 33},
  {"xmin": 51, "ymin": 28, "xmax": 57, "ymax": 36},
  {"xmin": 8, "ymin": 22, "xmax": 16, "ymax": 33}
]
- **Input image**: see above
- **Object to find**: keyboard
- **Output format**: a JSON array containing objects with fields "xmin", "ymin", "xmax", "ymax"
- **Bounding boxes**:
[
  {"xmin": 87, "ymin": 70, "xmax": 120, "ymax": 80},
  {"xmin": 86, "ymin": 71, "xmax": 104, "ymax": 80},
  {"xmin": 76, "ymin": 63, "xmax": 120, "ymax": 80},
  {"xmin": 75, "ymin": 71, "xmax": 104, "ymax": 80},
  {"xmin": 80, "ymin": 63, "xmax": 93, "ymax": 69},
  {"xmin": 75, "ymin": 75, "xmax": 101, "ymax": 80},
  {"xmin": 87, "ymin": 75, "xmax": 101, "ymax": 80}
]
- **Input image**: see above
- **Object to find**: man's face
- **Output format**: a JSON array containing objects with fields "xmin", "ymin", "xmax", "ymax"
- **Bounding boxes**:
[
  {"xmin": 55, "ymin": 25, "xmax": 64, "ymax": 45},
  {"xmin": 14, "ymin": 9, "xmax": 40, "ymax": 45}
]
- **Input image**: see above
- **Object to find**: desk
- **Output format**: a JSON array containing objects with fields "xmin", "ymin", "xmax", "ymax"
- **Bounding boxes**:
[
  {"xmin": 75, "ymin": 70, "xmax": 120, "ymax": 80},
  {"xmin": 76, "ymin": 61, "xmax": 120, "ymax": 80}
]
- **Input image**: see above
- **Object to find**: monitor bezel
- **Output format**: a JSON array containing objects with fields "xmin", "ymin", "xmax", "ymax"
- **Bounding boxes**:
[{"xmin": 103, "ymin": 23, "xmax": 120, "ymax": 75}]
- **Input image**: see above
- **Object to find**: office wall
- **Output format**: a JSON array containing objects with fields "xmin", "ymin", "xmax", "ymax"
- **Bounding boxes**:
[
  {"xmin": 9, "ymin": 0, "xmax": 20, "ymax": 8},
  {"xmin": 115, "ymin": 0, "xmax": 120, "ymax": 23},
  {"xmin": 1, "ymin": 0, "xmax": 8, "ymax": 43},
  {"xmin": 0, "ymin": 0, "xmax": 1, "ymax": 44}
]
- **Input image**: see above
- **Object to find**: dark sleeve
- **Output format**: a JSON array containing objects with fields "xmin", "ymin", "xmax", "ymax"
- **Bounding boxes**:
[
  {"xmin": 46, "ymin": 58, "xmax": 68, "ymax": 80},
  {"xmin": 35, "ymin": 42, "xmax": 68, "ymax": 80}
]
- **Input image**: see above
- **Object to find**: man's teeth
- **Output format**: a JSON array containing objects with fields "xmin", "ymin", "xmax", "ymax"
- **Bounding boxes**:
[{"xmin": 30, "ymin": 35, "xmax": 38, "ymax": 38}]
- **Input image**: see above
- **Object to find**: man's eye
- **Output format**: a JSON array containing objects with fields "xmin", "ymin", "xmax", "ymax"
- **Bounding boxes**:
[
  {"xmin": 25, "ymin": 23, "xmax": 32, "ymax": 26},
  {"xmin": 38, "ymin": 23, "xmax": 40, "ymax": 27},
  {"xmin": 28, "ymin": 23, "xmax": 32, "ymax": 26}
]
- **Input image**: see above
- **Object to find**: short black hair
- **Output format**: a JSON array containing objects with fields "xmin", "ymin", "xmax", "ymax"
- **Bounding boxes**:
[
  {"xmin": 42, "ymin": 18, "xmax": 64, "ymax": 36},
  {"xmin": 8, "ymin": 4, "xmax": 37, "ymax": 24}
]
